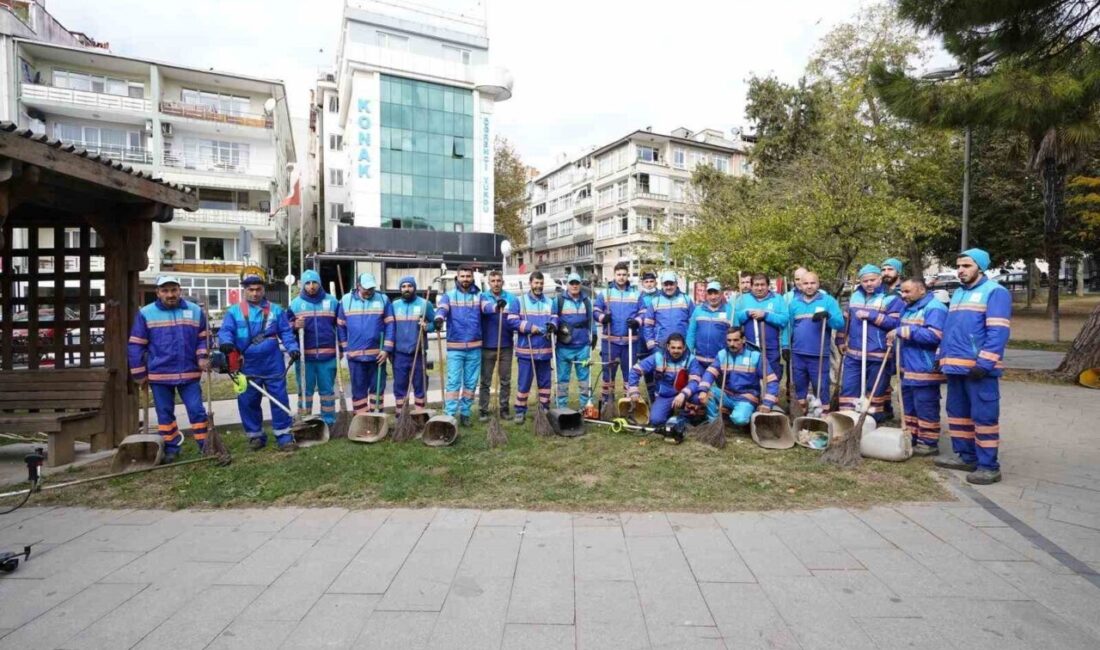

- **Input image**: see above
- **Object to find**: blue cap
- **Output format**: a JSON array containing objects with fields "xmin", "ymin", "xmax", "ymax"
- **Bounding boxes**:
[
  {"xmin": 858, "ymin": 264, "xmax": 881, "ymax": 279},
  {"xmin": 660, "ymin": 271, "xmax": 677, "ymax": 284},
  {"xmin": 358, "ymin": 272, "xmax": 378, "ymax": 290},
  {"xmin": 566, "ymin": 273, "xmax": 582, "ymax": 284},
  {"xmin": 398, "ymin": 275, "xmax": 417, "ymax": 290},
  {"xmin": 706, "ymin": 281, "xmax": 722, "ymax": 292},
  {"xmin": 642, "ymin": 272, "xmax": 657, "ymax": 281},
  {"xmin": 960, "ymin": 248, "xmax": 991, "ymax": 271},
  {"xmin": 302, "ymin": 269, "xmax": 321, "ymax": 286},
  {"xmin": 882, "ymin": 258, "xmax": 904, "ymax": 275},
  {"xmin": 155, "ymin": 274, "xmax": 180, "ymax": 287},
  {"xmin": 240, "ymin": 274, "xmax": 264, "ymax": 286}
]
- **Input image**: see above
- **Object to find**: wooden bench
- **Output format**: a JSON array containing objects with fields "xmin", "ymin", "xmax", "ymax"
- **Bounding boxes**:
[{"xmin": 0, "ymin": 368, "xmax": 114, "ymax": 467}]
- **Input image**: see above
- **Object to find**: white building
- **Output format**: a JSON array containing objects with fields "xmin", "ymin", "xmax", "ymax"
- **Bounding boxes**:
[
  {"xmin": 516, "ymin": 127, "xmax": 752, "ymax": 283},
  {"xmin": 306, "ymin": 0, "xmax": 512, "ymax": 290},
  {"xmin": 1, "ymin": 2, "xmax": 295, "ymax": 315}
]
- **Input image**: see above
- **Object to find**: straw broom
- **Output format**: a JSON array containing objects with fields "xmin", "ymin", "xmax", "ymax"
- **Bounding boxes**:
[
  {"xmin": 391, "ymin": 315, "xmax": 424, "ymax": 442},
  {"xmin": 520, "ymin": 282, "xmax": 554, "ymax": 437},
  {"xmin": 486, "ymin": 306, "xmax": 508, "ymax": 448},
  {"xmin": 821, "ymin": 337, "xmax": 895, "ymax": 468},
  {"xmin": 692, "ymin": 349, "xmax": 728, "ymax": 449}
]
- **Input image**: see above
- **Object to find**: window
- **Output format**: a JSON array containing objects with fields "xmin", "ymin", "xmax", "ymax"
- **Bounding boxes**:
[
  {"xmin": 442, "ymin": 45, "xmax": 471, "ymax": 65},
  {"xmin": 637, "ymin": 146, "xmax": 660, "ymax": 163},
  {"xmin": 548, "ymin": 223, "xmax": 558, "ymax": 239},
  {"xmin": 329, "ymin": 134, "xmax": 343, "ymax": 150},
  {"xmin": 329, "ymin": 168, "xmax": 344, "ymax": 186},
  {"xmin": 712, "ymin": 155, "xmax": 730, "ymax": 173},
  {"xmin": 689, "ymin": 151, "xmax": 706, "ymax": 168},
  {"xmin": 329, "ymin": 203, "xmax": 345, "ymax": 221},
  {"xmin": 673, "ymin": 180, "xmax": 686, "ymax": 202},
  {"xmin": 620, "ymin": 216, "xmax": 629, "ymax": 234},
  {"xmin": 548, "ymin": 199, "xmax": 559, "ymax": 214},
  {"xmin": 182, "ymin": 88, "xmax": 250, "ymax": 116},
  {"xmin": 576, "ymin": 242, "xmax": 593, "ymax": 257},
  {"xmin": 55, "ymin": 123, "xmax": 143, "ymax": 161},
  {"xmin": 54, "ymin": 69, "xmax": 144, "ymax": 98},
  {"xmin": 597, "ymin": 185, "xmax": 614, "ymax": 207},
  {"xmin": 328, "ymin": 95, "xmax": 339, "ymax": 113},
  {"xmin": 577, "ymin": 186, "xmax": 591, "ymax": 200},
  {"xmin": 188, "ymin": 139, "xmax": 249, "ymax": 172},
  {"xmin": 673, "ymin": 148, "xmax": 685, "ymax": 169},
  {"xmin": 616, "ymin": 180, "xmax": 627, "ymax": 202},
  {"xmin": 197, "ymin": 188, "xmax": 248, "ymax": 211},
  {"xmin": 378, "ymin": 31, "xmax": 410, "ymax": 51},
  {"xmin": 559, "ymin": 220, "xmax": 574, "ymax": 237},
  {"xmin": 182, "ymin": 236, "xmax": 198, "ymax": 260},
  {"xmin": 534, "ymin": 203, "xmax": 547, "ymax": 216},
  {"xmin": 178, "ymin": 236, "xmax": 237, "ymax": 261}
]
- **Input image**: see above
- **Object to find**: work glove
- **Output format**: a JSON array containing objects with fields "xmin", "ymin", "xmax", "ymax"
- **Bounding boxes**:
[
  {"xmin": 782, "ymin": 349, "xmax": 791, "ymax": 363},
  {"xmin": 968, "ymin": 366, "xmax": 989, "ymax": 380},
  {"xmin": 590, "ymin": 333, "xmax": 598, "ymax": 350},
  {"xmin": 219, "ymin": 343, "xmax": 236, "ymax": 356},
  {"xmin": 433, "ymin": 316, "xmax": 445, "ymax": 329},
  {"xmin": 495, "ymin": 298, "xmax": 508, "ymax": 313},
  {"xmin": 288, "ymin": 350, "xmax": 301, "ymax": 363},
  {"xmin": 628, "ymin": 319, "xmax": 641, "ymax": 332},
  {"xmin": 812, "ymin": 311, "xmax": 828, "ymax": 322},
  {"xmin": 545, "ymin": 322, "xmax": 557, "ymax": 335}
]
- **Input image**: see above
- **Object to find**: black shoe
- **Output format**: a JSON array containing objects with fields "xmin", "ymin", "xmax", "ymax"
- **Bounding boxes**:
[
  {"xmin": 934, "ymin": 453, "xmax": 977, "ymax": 472},
  {"xmin": 459, "ymin": 415, "xmax": 471, "ymax": 427},
  {"xmin": 966, "ymin": 469, "xmax": 1002, "ymax": 485},
  {"xmin": 276, "ymin": 441, "xmax": 299, "ymax": 453},
  {"xmin": 913, "ymin": 443, "xmax": 939, "ymax": 457},
  {"xmin": 499, "ymin": 408, "xmax": 511, "ymax": 418},
  {"xmin": 248, "ymin": 437, "xmax": 266, "ymax": 451},
  {"xmin": 478, "ymin": 411, "xmax": 490, "ymax": 423},
  {"xmin": 162, "ymin": 451, "xmax": 179, "ymax": 464},
  {"xmin": 513, "ymin": 412, "xmax": 525, "ymax": 425}
]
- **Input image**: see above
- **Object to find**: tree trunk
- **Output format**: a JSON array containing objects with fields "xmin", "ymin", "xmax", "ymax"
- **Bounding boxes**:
[
  {"xmin": 1077, "ymin": 257, "xmax": 1086, "ymax": 297},
  {"xmin": 1048, "ymin": 256, "xmax": 1061, "ymax": 342},
  {"xmin": 1056, "ymin": 301, "xmax": 1100, "ymax": 379},
  {"xmin": 1041, "ymin": 157, "xmax": 1066, "ymax": 342},
  {"xmin": 1027, "ymin": 259, "xmax": 1040, "ymax": 309}
]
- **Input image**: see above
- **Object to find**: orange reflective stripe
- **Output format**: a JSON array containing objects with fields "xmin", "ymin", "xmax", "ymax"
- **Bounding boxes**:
[
  {"xmin": 979, "ymin": 351, "xmax": 1001, "ymax": 362},
  {"xmin": 947, "ymin": 417, "xmax": 974, "ymax": 425},
  {"xmin": 976, "ymin": 438, "xmax": 999, "ymax": 448},
  {"xmin": 941, "ymin": 357, "xmax": 976, "ymax": 367}
]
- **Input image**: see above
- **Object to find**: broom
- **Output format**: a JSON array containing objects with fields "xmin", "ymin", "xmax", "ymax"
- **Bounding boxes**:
[
  {"xmin": 330, "ymin": 273, "xmax": 353, "ymax": 438},
  {"xmin": 599, "ymin": 330, "xmax": 618, "ymax": 421},
  {"xmin": 391, "ymin": 314, "xmax": 424, "ymax": 442},
  {"xmin": 691, "ymin": 349, "xmax": 728, "ymax": 449},
  {"xmin": 201, "ymin": 303, "xmax": 230, "ymax": 465},
  {"xmin": 486, "ymin": 306, "xmax": 508, "ymax": 448},
  {"xmin": 520, "ymin": 282, "xmax": 554, "ymax": 437},
  {"xmin": 821, "ymin": 337, "xmax": 894, "ymax": 468}
]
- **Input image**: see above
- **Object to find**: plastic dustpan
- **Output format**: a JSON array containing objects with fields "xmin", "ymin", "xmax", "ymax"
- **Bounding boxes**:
[
  {"xmin": 348, "ymin": 412, "xmax": 389, "ymax": 443},
  {"xmin": 422, "ymin": 414, "xmax": 458, "ymax": 447},
  {"xmin": 750, "ymin": 411, "xmax": 795, "ymax": 449},
  {"xmin": 792, "ymin": 415, "xmax": 830, "ymax": 450},
  {"xmin": 616, "ymin": 398, "xmax": 650, "ymax": 425},
  {"xmin": 110, "ymin": 434, "xmax": 164, "ymax": 473},
  {"xmin": 292, "ymin": 417, "xmax": 330, "ymax": 447},
  {"xmin": 549, "ymin": 408, "xmax": 586, "ymax": 437},
  {"xmin": 1079, "ymin": 367, "xmax": 1100, "ymax": 389}
]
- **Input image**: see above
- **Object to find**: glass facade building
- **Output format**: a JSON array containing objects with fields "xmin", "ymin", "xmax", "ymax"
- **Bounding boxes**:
[{"xmin": 379, "ymin": 75, "xmax": 475, "ymax": 231}]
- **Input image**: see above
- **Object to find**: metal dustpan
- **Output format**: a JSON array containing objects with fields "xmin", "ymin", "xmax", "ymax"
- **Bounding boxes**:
[
  {"xmin": 292, "ymin": 417, "xmax": 330, "ymax": 447},
  {"xmin": 750, "ymin": 411, "xmax": 795, "ymax": 450},
  {"xmin": 348, "ymin": 412, "xmax": 389, "ymax": 443},
  {"xmin": 616, "ymin": 398, "xmax": 650, "ymax": 425},
  {"xmin": 422, "ymin": 414, "xmax": 458, "ymax": 447},
  {"xmin": 110, "ymin": 434, "xmax": 164, "ymax": 473},
  {"xmin": 792, "ymin": 415, "xmax": 830, "ymax": 450},
  {"xmin": 549, "ymin": 408, "xmax": 586, "ymax": 437}
]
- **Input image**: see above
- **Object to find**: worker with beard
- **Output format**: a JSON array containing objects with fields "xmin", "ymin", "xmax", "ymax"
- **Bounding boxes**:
[
  {"xmin": 339, "ymin": 273, "xmax": 395, "ymax": 415},
  {"xmin": 697, "ymin": 328, "xmax": 779, "ymax": 426},
  {"xmin": 509, "ymin": 271, "xmax": 557, "ymax": 423},
  {"xmin": 735, "ymin": 273, "xmax": 788, "ymax": 385},
  {"xmin": 288, "ymin": 270, "xmax": 339, "ymax": 428},
  {"xmin": 627, "ymin": 332, "xmax": 701, "ymax": 443},
  {"xmin": 128, "ymin": 275, "xmax": 210, "ymax": 463},
  {"xmin": 887, "ymin": 277, "xmax": 946, "ymax": 457},
  {"xmin": 392, "ymin": 276, "xmax": 434, "ymax": 413},
  {"xmin": 433, "ymin": 264, "xmax": 482, "ymax": 425}
]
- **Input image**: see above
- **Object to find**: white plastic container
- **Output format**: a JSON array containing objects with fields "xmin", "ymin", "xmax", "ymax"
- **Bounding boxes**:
[{"xmin": 860, "ymin": 426, "xmax": 912, "ymax": 462}]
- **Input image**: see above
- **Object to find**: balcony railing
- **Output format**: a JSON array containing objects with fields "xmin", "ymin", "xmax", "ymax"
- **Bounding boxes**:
[
  {"xmin": 160, "ymin": 101, "xmax": 273, "ymax": 129},
  {"xmin": 171, "ymin": 209, "xmax": 274, "ymax": 228},
  {"xmin": 162, "ymin": 150, "xmax": 253, "ymax": 175},
  {"xmin": 21, "ymin": 83, "xmax": 152, "ymax": 113},
  {"xmin": 159, "ymin": 259, "xmax": 244, "ymax": 274},
  {"xmin": 59, "ymin": 139, "xmax": 152, "ymax": 164}
]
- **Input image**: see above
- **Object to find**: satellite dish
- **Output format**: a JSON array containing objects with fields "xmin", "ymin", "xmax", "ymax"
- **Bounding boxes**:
[
  {"xmin": 284, "ymin": 274, "xmax": 296, "ymax": 287},
  {"xmin": 500, "ymin": 239, "xmax": 512, "ymax": 256},
  {"xmin": 264, "ymin": 97, "xmax": 277, "ymax": 114}
]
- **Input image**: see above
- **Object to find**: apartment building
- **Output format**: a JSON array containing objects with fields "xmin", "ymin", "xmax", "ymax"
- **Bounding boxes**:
[
  {"xmin": 1, "ymin": 7, "xmax": 295, "ymax": 315},
  {"xmin": 515, "ymin": 127, "xmax": 752, "ymax": 283},
  {"xmin": 306, "ymin": 0, "xmax": 513, "ymax": 291}
]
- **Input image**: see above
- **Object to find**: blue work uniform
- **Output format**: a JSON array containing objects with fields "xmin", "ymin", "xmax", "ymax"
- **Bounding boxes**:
[
  {"xmin": 554, "ymin": 292, "xmax": 596, "ymax": 409},
  {"xmin": 593, "ymin": 281, "xmax": 644, "ymax": 403},
  {"xmin": 686, "ymin": 300, "xmax": 734, "ymax": 365},
  {"xmin": 338, "ymin": 290, "xmax": 395, "ymax": 414},
  {"xmin": 897, "ymin": 293, "xmax": 948, "ymax": 448},
  {"xmin": 839, "ymin": 286, "xmax": 903, "ymax": 422},
  {"xmin": 435, "ymin": 283, "xmax": 483, "ymax": 417},
  {"xmin": 697, "ymin": 344, "xmax": 780, "ymax": 426},
  {"xmin": 627, "ymin": 349, "xmax": 703, "ymax": 425},
  {"xmin": 509, "ymin": 291, "xmax": 557, "ymax": 416},
  {"xmin": 735, "ymin": 291, "xmax": 788, "ymax": 385},
  {"xmin": 288, "ymin": 271, "xmax": 339, "ymax": 426},
  {"xmin": 392, "ymin": 277, "xmax": 435, "ymax": 410},
  {"xmin": 787, "ymin": 290, "xmax": 845, "ymax": 411}
]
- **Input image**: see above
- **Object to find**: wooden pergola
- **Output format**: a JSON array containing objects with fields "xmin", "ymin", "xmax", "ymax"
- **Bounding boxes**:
[{"xmin": 0, "ymin": 122, "xmax": 197, "ymax": 460}]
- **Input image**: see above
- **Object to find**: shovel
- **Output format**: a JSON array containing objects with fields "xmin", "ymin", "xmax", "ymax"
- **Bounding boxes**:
[
  {"xmin": 292, "ymin": 328, "xmax": 329, "ymax": 447},
  {"xmin": 349, "ymin": 335, "xmax": 390, "ymax": 443},
  {"xmin": 423, "ymin": 310, "xmax": 458, "ymax": 447},
  {"xmin": 111, "ymin": 382, "xmax": 164, "ymax": 473},
  {"xmin": 750, "ymin": 319, "xmax": 794, "ymax": 450}
]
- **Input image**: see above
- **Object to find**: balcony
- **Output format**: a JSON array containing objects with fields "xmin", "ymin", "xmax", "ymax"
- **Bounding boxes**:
[
  {"xmin": 21, "ymin": 82, "xmax": 152, "ymax": 115},
  {"xmin": 160, "ymin": 101, "xmax": 273, "ymax": 129},
  {"xmin": 172, "ymin": 208, "xmax": 273, "ymax": 228},
  {"xmin": 159, "ymin": 259, "xmax": 244, "ymax": 275},
  {"xmin": 162, "ymin": 150, "xmax": 253, "ymax": 176},
  {"xmin": 60, "ymin": 139, "xmax": 152, "ymax": 165},
  {"xmin": 572, "ymin": 197, "xmax": 592, "ymax": 214}
]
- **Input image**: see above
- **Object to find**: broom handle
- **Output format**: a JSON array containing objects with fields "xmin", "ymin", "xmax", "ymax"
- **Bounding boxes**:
[
  {"xmin": 518, "ymin": 282, "xmax": 539, "ymax": 407},
  {"xmin": 422, "ymin": 287, "xmax": 430, "ymax": 402},
  {"xmin": 143, "ymin": 380, "xmax": 150, "ymax": 435},
  {"xmin": 335, "ymin": 270, "xmax": 349, "ymax": 415},
  {"xmin": 203, "ymin": 303, "xmax": 214, "ymax": 424},
  {"xmin": 755, "ymin": 319, "xmax": 766, "ymax": 398},
  {"xmin": 404, "ymin": 312, "xmax": 423, "ymax": 405},
  {"xmin": 298, "ymin": 320, "xmax": 307, "ymax": 418},
  {"xmin": 815, "ymin": 319, "xmax": 827, "ymax": 403},
  {"xmin": 860, "ymin": 320, "xmax": 868, "ymax": 399},
  {"xmin": 434, "ymin": 306, "xmax": 447, "ymax": 408},
  {"xmin": 375, "ymin": 333, "xmax": 385, "ymax": 413},
  {"xmin": 895, "ymin": 337, "xmax": 906, "ymax": 436},
  {"xmin": 493, "ymin": 304, "xmax": 505, "ymax": 410},
  {"xmin": 853, "ymin": 338, "xmax": 894, "ymax": 433}
]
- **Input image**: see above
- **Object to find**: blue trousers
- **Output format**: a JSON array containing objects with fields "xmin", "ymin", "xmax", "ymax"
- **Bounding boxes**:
[
  {"xmin": 556, "ymin": 346, "xmax": 591, "ymax": 408},
  {"xmin": 393, "ymin": 350, "xmax": 427, "ymax": 409},
  {"xmin": 946, "ymin": 375, "xmax": 1000, "ymax": 471},
  {"xmin": 601, "ymin": 340, "xmax": 630, "ymax": 402},
  {"xmin": 648, "ymin": 394, "xmax": 687, "ymax": 426},
  {"xmin": 445, "ymin": 348, "xmax": 480, "ymax": 417},
  {"xmin": 151, "ymin": 381, "xmax": 207, "ymax": 454},
  {"xmin": 791, "ymin": 352, "xmax": 830, "ymax": 412},
  {"xmin": 902, "ymin": 383, "xmax": 942, "ymax": 447},
  {"xmin": 705, "ymin": 388, "xmax": 757, "ymax": 425},
  {"xmin": 350, "ymin": 359, "xmax": 386, "ymax": 413},
  {"xmin": 515, "ymin": 356, "xmax": 551, "ymax": 415},
  {"xmin": 238, "ymin": 374, "xmax": 293, "ymax": 441},
  {"xmin": 839, "ymin": 353, "xmax": 890, "ymax": 423},
  {"xmin": 637, "ymin": 348, "xmax": 657, "ymax": 402},
  {"xmin": 296, "ymin": 358, "xmax": 337, "ymax": 426}
]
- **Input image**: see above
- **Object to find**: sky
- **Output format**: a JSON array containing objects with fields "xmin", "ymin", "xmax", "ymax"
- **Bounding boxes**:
[{"xmin": 48, "ymin": 0, "xmax": 881, "ymax": 172}]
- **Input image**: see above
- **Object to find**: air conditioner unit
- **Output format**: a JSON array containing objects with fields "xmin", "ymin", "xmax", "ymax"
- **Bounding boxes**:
[{"xmin": 161, "ymin": 122, "xmax": 173, "ymax": 137}]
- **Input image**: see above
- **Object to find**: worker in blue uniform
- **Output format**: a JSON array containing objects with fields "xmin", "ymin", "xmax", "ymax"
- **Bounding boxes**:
[
  {"xmin": 888, "ymin": 276, "xmax": 947, "ymax": 457},
  {"xmin": 288, "ymin": 269, "xmax": 339, "ymax": 427},
  {"xmin": 593, "ymin": 262, "xmax": 643, "ymax": 407},
  {"xmin": 697, "ymin": 328, "xmax": 780, "ymax": 426},
  {"xmin": 787, "ymin": 271, "xmax": 845, "ymax": 414},
  {"xmin": 338, "ymin": 272, "xmax": 395, "ymax": 415},
  {"xmin": 392, "ymin": 276, "xmax": 434, "ymax": 412}
]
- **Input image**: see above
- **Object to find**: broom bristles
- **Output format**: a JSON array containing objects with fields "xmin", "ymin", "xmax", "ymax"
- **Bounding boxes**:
[
  {"xmin": 202, "ymin": 425, "xmax": 232, "ymax": 466},
  {"xmin": 486, "ymin": 414, "xmax": 508, "ymax": 448},
  {"xmin": 820, "ymin": 414, "xmax": 865, "ymax": 468},
  {"xmin": 690, "ymin": 417, "xmax": 727, "ymax": 449},
  {"xmin": 392, "ymin": 400, "xmax": 418, "ymax": 442},
  {"xmin": 533, "ymin": 405, "xmax": 554, "ymax": 437},
  {"xmin": 332, "ymin": 409, "xmax": 351, "ymax": 439},
  {"xmin": 600, "ymin": 397, "xmax": 617, "ymax": 421}
]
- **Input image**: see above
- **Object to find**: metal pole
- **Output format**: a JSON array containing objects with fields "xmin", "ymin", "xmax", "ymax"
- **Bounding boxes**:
[
  {"xmin": 299, "ymin": 204, "xmax": 304, "ymax": 278},
  {"xmin": 961, "ymin": 125, "xmax": 971, "ymax": 251},
  {"xmin": 285, "ymin": 207, "xmax": 291, "ymax": 283}
]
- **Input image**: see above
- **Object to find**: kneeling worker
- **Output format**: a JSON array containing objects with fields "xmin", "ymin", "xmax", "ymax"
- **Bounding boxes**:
[
  {"xmin": 697, "ymin": 328, "xmax": 779, "ymax": 427},
  {"xmin": 626, "ymin": 333, "xmax": 700, "ymax": 442}
]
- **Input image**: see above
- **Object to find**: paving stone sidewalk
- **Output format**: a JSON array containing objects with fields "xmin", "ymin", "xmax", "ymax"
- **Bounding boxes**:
[{"xmin": 0, "ymin": 384, "xmax": 1096, "ymax": 649}]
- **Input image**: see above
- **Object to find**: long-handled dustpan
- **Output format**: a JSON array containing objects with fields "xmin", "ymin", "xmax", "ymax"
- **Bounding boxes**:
[
  {"xmin": 547, "ymin": 332, "xmax": 586, "ymax": 437},
  {"xmin": 111, "ymin": 382, "xmax": 164, "ymax": 473},
  {"xmin": 349, "ymin": 334, "xmax": 390, "ymax": 443},
  {"xmin": 292, "ymin": 330, "xmax": 329, "ymax": 447},
  {"xmin": 750, "ymin": 320, "xmax": 794, "ymax": 449},
  {"xmin": 422, "ymin": 321, "xmax": 458, "ymax": 447}
]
